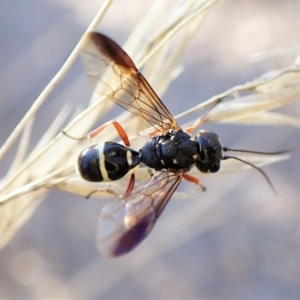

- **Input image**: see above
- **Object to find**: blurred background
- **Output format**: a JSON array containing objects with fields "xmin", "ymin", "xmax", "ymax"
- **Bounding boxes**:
[{"xmin": 1, "ymin": 0, "xmax": 300, "ymax": 299}]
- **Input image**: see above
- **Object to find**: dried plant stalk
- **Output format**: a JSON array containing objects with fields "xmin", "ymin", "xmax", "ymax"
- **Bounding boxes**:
[{"xmin": 0, "ymin": 0, "xmax": 299, "ymax": 251}]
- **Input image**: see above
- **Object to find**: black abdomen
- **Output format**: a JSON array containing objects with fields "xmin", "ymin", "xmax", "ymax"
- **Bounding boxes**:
[{"xmin": 77, "ymin": 142, "xmax": 139, "ymax": 182}]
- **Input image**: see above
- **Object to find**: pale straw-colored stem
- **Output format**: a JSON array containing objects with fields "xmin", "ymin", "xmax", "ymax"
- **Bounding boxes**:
[{"xmin": 0, "ymin": 0, "xmax": 113, "ymax": 161}]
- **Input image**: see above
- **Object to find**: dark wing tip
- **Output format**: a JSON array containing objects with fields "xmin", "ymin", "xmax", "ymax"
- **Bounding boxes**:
[
  {"xmin": 109, "ymin": 217, "xmax": 154, "ymax": 257},
  {"xmin": 86, "ymin": 32, "xmax": 137, "ymax": 71}
]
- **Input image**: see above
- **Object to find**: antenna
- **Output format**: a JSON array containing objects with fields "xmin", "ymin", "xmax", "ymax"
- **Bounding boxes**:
[{"xmin": 222, "ymin": 147, "xmax": 292, "ymax": 194}]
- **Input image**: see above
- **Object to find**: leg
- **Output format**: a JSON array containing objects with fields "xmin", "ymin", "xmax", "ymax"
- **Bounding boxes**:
[
  {"xmin": 136, "ymin": 128, "xmax": 161, "ymax": 139},
  {"xmin": 186, "ymin": 98, "xmax": 221, "ymax": 134},
  {"xmin": 123, "ymin": 173, "xmax": 135, "ymax": 198},
  {"xmin": 183, "ymin": 173, "xmax": 206, "ymax": 191},
  {"xmin": 62, "ymin": 120, "xmax": 130, "ymax": 146},
  {"xmin": 86, "ymin": 173, "xmax": 136, "ymax": 199}
]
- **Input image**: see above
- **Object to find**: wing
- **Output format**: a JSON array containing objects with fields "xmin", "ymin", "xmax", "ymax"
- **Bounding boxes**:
[
  {"xmin": 96, "ymin": 170, "xmax": 184, "ymax": 257},
  {"xmin": 80, "ymin": 32, "xmax": 180, "ymax": 133}
]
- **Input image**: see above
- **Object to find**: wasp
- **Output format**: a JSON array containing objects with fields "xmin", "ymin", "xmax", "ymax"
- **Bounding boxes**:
[{"xmin": 68, "ymin": 32, "xmax": 287, "ymax": 257}]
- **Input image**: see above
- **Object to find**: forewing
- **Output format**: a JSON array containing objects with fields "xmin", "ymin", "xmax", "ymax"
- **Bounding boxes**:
[
  {"xmin": 97, "ymin": 170, "xmax": 183, "ymax": 257},
  {"xmin": 80, "ymin": 32, "xmax": 180, "ymax": 133}
]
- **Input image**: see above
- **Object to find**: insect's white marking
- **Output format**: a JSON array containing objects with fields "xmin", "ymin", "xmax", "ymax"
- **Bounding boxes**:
[
  {"xmin": 75, "ymin": 155, "xmax": 81, "ymax": 176},
  {"xmin": 97, "ymin": 142, "xmax": 109, "ymax": 181},
  {"xmin": 126, "ymin": 150, "xmax": 132, "ymax": 166},
  {"xmin": 160, "ymin": 159, "xmax": 165, "ymax": 165},
  {"xmin": 173, "ymin": 158, "xmax": 178, "ymax": 164},
  {"xmin": 193, "ymin": 154, "xmax": 197, "ymax": 160},
  {"xmin": 170, "ymin": 135, "xmax": 175, "ymax": 140}
]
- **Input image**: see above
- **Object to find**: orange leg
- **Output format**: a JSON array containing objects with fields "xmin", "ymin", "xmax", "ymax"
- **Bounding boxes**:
[
  {"xmin": 136, "ymin": 128, "xmax": 161, "ymax": 139},
  {"xmin": 183, "ymin": 173, "xmax": 206, "ymax": 192},
  {"xmin": 86, "ymin": 173, "xmax": 136, "ymax": 199},
  {"xmin": 63, "ymin": 120, "xmax": 130, "ymax": 146},
  {"xmin": 123, "ymin": 173, "xmax": 135, "ymax": 198},
  {"xmin": 147, "ymin": 128, "xmax": 161, "ymax": 138},
  {"xmin": 186, "ymin": 98, "xmax": 221, "ymax": 134}
]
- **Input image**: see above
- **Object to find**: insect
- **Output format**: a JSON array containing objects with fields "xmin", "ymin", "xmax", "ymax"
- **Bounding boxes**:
[{"xmin": 69, "ymin": 32, "xmax": 287, "ymax": 257}]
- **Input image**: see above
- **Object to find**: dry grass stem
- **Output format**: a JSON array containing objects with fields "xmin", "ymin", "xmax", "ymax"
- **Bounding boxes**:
[{"xmin": 0, "ymin": 0, "xmax": 299, "ymax": 250}]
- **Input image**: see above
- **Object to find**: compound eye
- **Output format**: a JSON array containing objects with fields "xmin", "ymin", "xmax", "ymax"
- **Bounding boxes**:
[
  {"xmin": 195, "ymin": 161, "xmax": 209, "ymax": 173},
  {"xmin": 196, "ymin": 131, "xmax": 223, "ymax": 174},
  {"xmin": 209, "ymin": 163, "xmax": 220, "ymax": 173}
]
